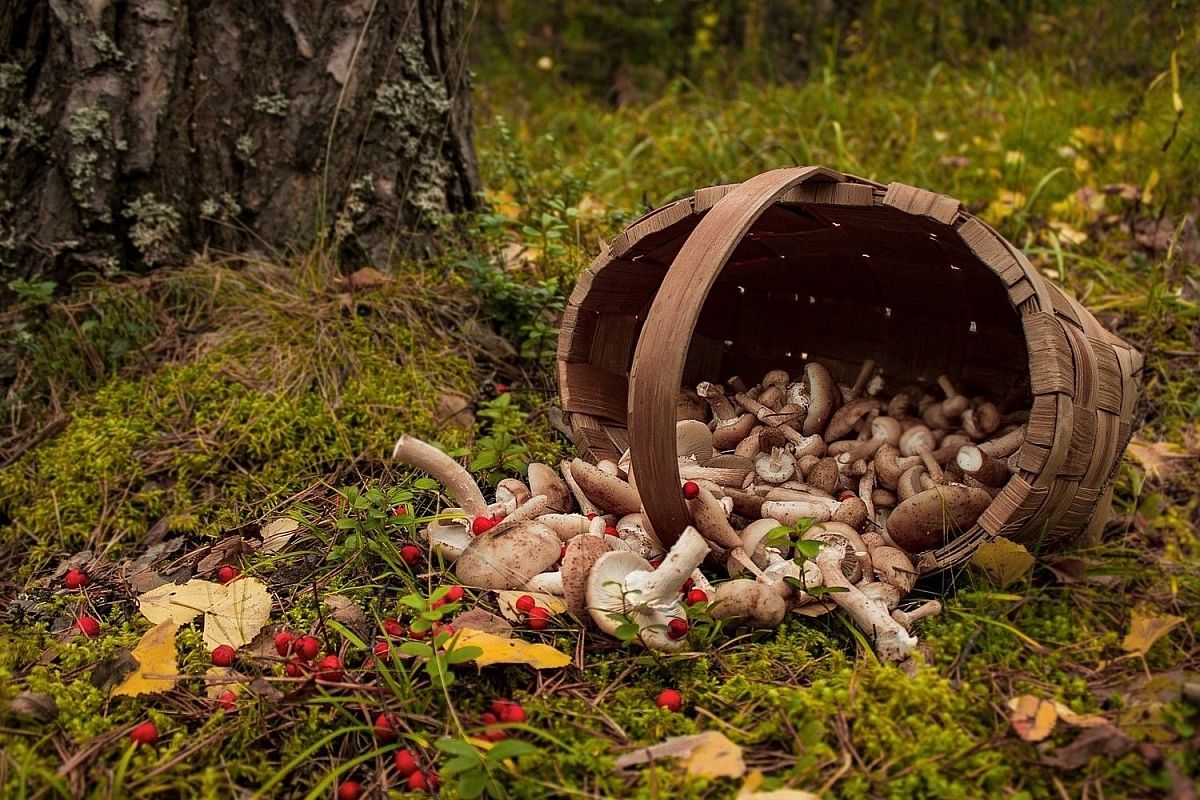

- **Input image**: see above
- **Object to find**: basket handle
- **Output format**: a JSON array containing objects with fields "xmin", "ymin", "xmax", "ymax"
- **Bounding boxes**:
[{"xmin": 628, "ymin": 166, "xmax": 846, "ymax": 547}]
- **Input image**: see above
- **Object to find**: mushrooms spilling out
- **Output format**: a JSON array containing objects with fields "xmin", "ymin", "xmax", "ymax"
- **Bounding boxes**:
[{"xmin": 390, "ymin": 364, "xmax": 1028, "ymax": 664}]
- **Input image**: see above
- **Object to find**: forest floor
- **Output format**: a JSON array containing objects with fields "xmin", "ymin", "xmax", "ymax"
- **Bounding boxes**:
[{"xmin": 2, "ymin": 43, "xmax": 1200, "ymax": 800}]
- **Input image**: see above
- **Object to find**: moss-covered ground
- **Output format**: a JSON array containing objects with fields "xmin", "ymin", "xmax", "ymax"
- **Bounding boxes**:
[{"xmin": 2, "ymin": 13, "xmax": 1199, "ymax": 799}]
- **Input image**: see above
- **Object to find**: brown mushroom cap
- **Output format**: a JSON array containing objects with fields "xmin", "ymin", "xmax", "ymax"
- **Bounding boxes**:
[
  {"xmin": 528, "ymin": 463, "xmax": 572, "ymax": 514},
  {"xmin": 570, "ymin": 458, "xmax": 641, "ymax": 515},
  {"xmin": 710, "ymin": 579, "xmax": 788, "ymax": 628},
  {"xmin": 807, "ymin": 457, "xmax": 840, "ymax": 494},
  {"xmin": 824, "ymin": 398, "xmax": 879, "ymax": 441},
  {"xmin": 676, "ymin": 419, "xmax": 715, "ymax": 462},
  {"xmin": 886, "ymin": 485, "xmax": 993, "ymax": 554},
  {"xmin": 801, "ymin": 362, "xmax": 841, "ymax": 436},
  {"xmin": 454, "ymin": 521, "xmax": 562, "ymax": 589},
  {"xmin": 562, "ymin": 535, "xmax": 613, "ymax": 621},
  {"xmin": 677, "ymin": 389, "xmax": 710, "ymax": 423}
]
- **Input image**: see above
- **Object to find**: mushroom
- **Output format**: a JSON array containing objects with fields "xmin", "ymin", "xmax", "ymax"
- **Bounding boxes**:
[
  {"xmin": 490, "ymin": 495, "xmax": 550, "ymax": 534},
  {"xmin": 559, "ymin": 459, "xmax": 601, "ymax": 516},
  {"xmin": 728, "ymin": 518, "xmax": 781, "ymax": 577},
  {"xmin": 454, "ymin": 522, "xmax": 562, "ymax": 589},
  {"xmin": 712, "ymin": 413, "xmax": 758, "ymax": 450},
  {"xmin": 824, "ymin": 398, "xmax": 880, "ymax": 441},
  {"xmin": 892, "ymin": 600, "xmax": 943, "ymax": 631},
  {"xmin": 537, "ymin": 513, "xmax": 593, "ymax": 541},
  {"xmin": 874, "ymin": 444, "xmax": 922, "ymax": 490},
  {"xmin": 526, "ymin": 571, "xmax": 564, "ymax": 594},
  {"xmin": 586, "ymin": 526, "xmax": 711, "ymax": 652},
  {"xmin": 563, "ymin": 534, "xmax": 613, "ymax": 620},
  {"xmin": 529, "ymin": 463, "xmax": 572, "ymax": 514},
  {"xmin": 697, "ymin": 382, "xmax": 738, "ymax": 423},
  {"xmin": 898, "ymin": 425, "xmax": 946, "ymax": 484},
  {"xmin": 392, "ymin": 435, "xmax": 488, "ymax": 516},
  {"xmin": 830, "ymin": 416, "xmax": 902, "ymax": 462},
  {"xmin": 886, "ymin": 484, "xmax": 994, "ymax": 554},
  {"xmin": 806, "ymin": 457, "xmax": 840, "ymax": 494},
  {"xmin": 686, "ymin": 488, "xmax": 762, "ymax": 575},
  {"xmin": 754, "ymin": 447, "xmax": 796, "ymax": 484},
  {"xmin": 801, "ymin": 362, "xmax": 842, "ymax": 436},
  {"xmin": 569, "ymin": 459, "xmax": 641, "ymax": 515},
  {"xmin": 868, "ymin": 545, "xmax": 918, "ymax": 594},
  {"xmin": 495, "ymin": 479, "xmax": 532, "ymax": 515},
  {"xmin": 961, "ymin": 402, "xmax": 1001, "ymax": 440},
  {"xmin": 423, "ymin": 517, "xmax": 472, "ymax": 561},
  {"xmin": 936, "ymin": 375, "xmax": 970, "ymax": 418},
  {"xmin": 710, "ymin": 579, "xmax": 787, "ymax": 629},
  {"xmin": 677, "ymin": 389, "xmax": 710, "ymax": 423},
  {"xmin": 812, "ymin": 540, "xmax": 917, "ymax": 662},
  {"xmin": 978, "ymin": 424, "xmax": 1027, "ymax": 459},
  {"xmin": 955, "ymin": 445, "xmax": 1013, "ymax": 487},
  {"xmin": 677, "ymin": 419, "xmax": 715, "ymax": 462},
  {"xmin": 616, "ymin": 513, "xmax": 664, "ymax": 560}
]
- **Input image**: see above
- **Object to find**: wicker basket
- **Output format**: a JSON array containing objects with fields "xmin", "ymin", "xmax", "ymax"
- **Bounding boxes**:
[{"xmin": 556, "ymin": 166, "xmax": 1144, "ymax": 573}]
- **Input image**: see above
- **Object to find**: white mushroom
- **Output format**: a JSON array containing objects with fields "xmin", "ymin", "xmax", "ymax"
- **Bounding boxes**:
[{"xmin": 392, "ymin": 435, "xmax": 488, "ymax": 516}]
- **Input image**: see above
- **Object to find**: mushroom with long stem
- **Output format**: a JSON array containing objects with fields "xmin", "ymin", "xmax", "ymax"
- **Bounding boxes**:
[
  {"xmin": 393, "ymin": 435, "xmax": 488, "ymax": 516},
  {"xmin": 813, "ymin": 540, "xmax": 918, "ymax": 662}
]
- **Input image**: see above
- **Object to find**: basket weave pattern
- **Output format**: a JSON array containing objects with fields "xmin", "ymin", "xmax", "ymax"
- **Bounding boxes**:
[{"xmin": 556, "ymin": 167, "xmax": 1143, "ymax": 572}]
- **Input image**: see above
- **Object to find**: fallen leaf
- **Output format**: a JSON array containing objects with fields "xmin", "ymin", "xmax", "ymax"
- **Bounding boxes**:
[
  {"xmin": 1042, "ymin": 556, "xmax": 1088, "ymax": 584},
  {"xmin": 1121, "ymin": 606, "xmax": 1186, "ymax": 657},
  {"xmin": 1009, "ymin": 694, "xmax": 1058, "ymax": 742},
  {"xmin": 450, "ymin": 609, "xmax": 513, "ymax": 637},
  {"xmin": 89, "ymin": 649, "xmax": 140, "ymax": 691},
  {"xmin": 1041, "ymin": 724, "xmax": 1134, "ymax": 770},
  {"xmin": 139, "ymin": 577, "xmax": 273, "ymax": 650},
  {"xmin": 342, "ymin": 267, "xmax": 389, "ymax": 290},
  {"xmin": 971, "ymin": 538, "xmax": 1035, "ymax": 587},
  {"xmin": 1126, "ymin": 437, "xmax": 1196, "ymax": 480},
  {"xmin": 9, "ymin": 691, "xmax": 58, "ymax": 723},
  {"xmin": 615, "ymin": 731, "xmax": 746, "ymax": 779},
  {"xmin": 435, "ymin": 392, "xmax": 475, "ymax": 431},
  {"xmin": 113, "ymin": 621, "xmax": 180, "ymax": 697},
  {"xmin": 1052, "ymin": 702, "xmax": 1108, "ymax": 729},
  {"xmin": 324, "ymin": 595, "xmax": 370, "ymax": 640},
  {"xmin": 204, "ymin": 666, "xmax": 245, "ymax": 699},
  {"xmin": 259, "ymin": 519, "xmax": 300, "ymax": 553},
  {"xmin": 196, "ymin": 537, "xmax": 254, "ymax": 574},
  {"xmin": 449, "ymin": 629, "xmax": 569, "ymax": 669},
  {"xmin": 495, "ymin": 591, "xmax": 567, "ymax": 623}
]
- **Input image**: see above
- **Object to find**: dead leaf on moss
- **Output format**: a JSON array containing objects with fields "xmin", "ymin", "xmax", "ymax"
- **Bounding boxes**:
[
  {"xmin": 259, "ymin": 519, "xmax": 300, "ymax": 553},
  {"xmin": 971, "ymin": 538, "xmax": 1035, "ymax": 587},
  {"xmin": 1121, "ymin": 606, "xmax": 1186, "ymax": 657},
  {"xmin": 113, "ymin": 620, "xmax": 180, "ymax": 697},
  {"xmin": 138, "ymin": 577, "xmax": 272, "ymax": 650},
  {"xmin": 448, "ymin": 629, "xmax": 569, "ymax": 669},
  {"xmin": 1009, "ymin": 694, "xmax": 1058, "ymax": 742},
  {"xmin": 1041, "ymin": 724, "xmax": 1134, "ymax": 770},
  {"xmin": 737, "ymin": 771, "xmax": 821, "ymax": 799},
  {"xmin": 342, "ymin": 267, "xmax": 390, "ymax": 290},
  {"xmin": 615, "ymin": 731, "xmax": 746, "ymax": 779},
  {"xmin": 1125, "ymin": 437, "xmax": 1197, "ymax": 480},
  {"xmin": 495, "ymin": 591, "xmax": 567, "ymax": 623},
  {"xmin": 450, "ymin": 609, "xmax": 512, "ymax": 637}
]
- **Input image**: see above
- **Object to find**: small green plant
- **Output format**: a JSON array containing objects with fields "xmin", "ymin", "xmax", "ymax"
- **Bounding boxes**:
[
  {"xmin": 395, "ymin": 590, "xmax": 480, "ymax": 688},
  {"xmin": 437, "ymin": 737, "xmax": 539, "ymax": 799},
  {"xmin": 765, "ymin": 518, "xmax": 850, "ymax": 599},
  {"xmin": 469, "ymin": 393, "xmax": 531, "ymax": 479}
]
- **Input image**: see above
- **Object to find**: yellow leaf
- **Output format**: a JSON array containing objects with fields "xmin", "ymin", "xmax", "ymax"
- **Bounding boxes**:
[
  {"xmin": 1121, "ymin": 607, "xmax": 1185, "ymax": 657},
  {"xmin": 680, "ymin": 731, "xmax": 746, "ymax": 779},
  {"xmin": 138, "ymin": 577, "xmax": 272, "ymax": 650},
  {"xmin": 113, "ymin": 621, "xmax": 179, "ymax": 697},
  {"xmin": 1052, "ymin": 702, "xmax": 1108, "ymax": 729},
  {"xmin": 1008, "ymin": 694, "xmax": 1058, "ymax": 742},
  {"xmin": 450, "ymin": 629, "xmax": 570, "ymax": 669},
  {"xmin": 970, "ymin": 538, "xmax": 1035, "ymax": 587},
  {"xmin": 495, "ymin": 591, "xmax": 567, "ymax": 623}
]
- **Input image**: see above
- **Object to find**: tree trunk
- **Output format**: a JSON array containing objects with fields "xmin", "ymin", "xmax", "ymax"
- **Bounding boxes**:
[{"xmin": 0, "ymin": 0, "xmax": 481, "ymax": 285}]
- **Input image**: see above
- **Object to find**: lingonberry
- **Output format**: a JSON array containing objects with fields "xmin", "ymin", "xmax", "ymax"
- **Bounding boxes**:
[
  {"xmin": 129, "ymin": 721, "xmax": 158, "ymax": 746},
  {"xmin": 65, "ymin": 569, "xmax": 90, "ymax": 589},
  {"xmin": 393, "ymin": 748, "xmax": 418, "ymax": 775},
  {"xmin": 76, "ymin": 616, "xmax": 101, "ymax": 638},
  {"xmin": 216, "ymin": 565, "xmax": 239, "ymax": 584},
  {"xmin": 514, "ymin": 594, "xmax": 536, "ymax": 613},
  {"xmin": 274, "ymin": 631, "xmax": 295, "ymax": 657},
  {"xmin": 293, "ymin": 635, "xmax": 320, "ymax": 661},
  {"xmin": 337, "ymin": 781, "xmax": 363, "ymax": 800},
  {"xmin": 400, "ymin": 545, "xmax": 421, "ymax": 565},
  {"xmin": 211, "ymin": 644, "xmax": 236, "ymax": 667},
  {"xmin": 656, "ymin": 688, "xmax": 683, "ymax": 712},
  {"xmin": 666, "ymin": 619, "xmax": 689, "ymax": 640},
  {"xmin": 315, "ymin": 654, "xmax": 344, "ymax": 682},
  {"xmin": 686, "ymin": 589, "xmax": 708, "ymax": 605},
  {"xmin": 527, "ymin": 606, "xmax": 550, "ymax": 630},
  {"xmin": 682, "ymin": 481, "xmax": 701, "ymax": 499}
]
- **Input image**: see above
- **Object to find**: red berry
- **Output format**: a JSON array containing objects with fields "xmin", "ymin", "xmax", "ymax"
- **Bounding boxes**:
[
  {"xmin": 430, "ymin": 597, "xmax": 446, "ymax": 610},
  {"xmin": 434, "ymin": 624, "xmax": 456, "ymax": 639},
  {"xmin": 501, "ymin": 703, "xmax": 526, "ymax": 723},
  {"xmin": 527, "ymin": 606, "xmax": 550, "ymax": 630},
  {"xmin": 129, "ymin": 721, "xmax": 158, "ymax": 746},
  {"xmin": 76, "ymin": 616, "xmax": 101, "ymax": 638},
  {"xmin": 493, "ymin": 382, "xmax": 510, "ymax": 394},
  {"xmin": 680, "ymin": 578, "xmax": 694, "ymax": 594},
  {"xmin": 445, "ymin": 585, "xmax": 464, "ymax": 603},
  {"xmin": 273, "ymin": 631, "xmax": 295, "ymax": 657},
  {"xmin": 838, "ymin": 490, "xmax": 857, "ymax": 501},
  {"xmin": 394, "ymin": 748, "xmax": 418, "ymax": 775},
  {"xmin": 407, "ymin": 771, "xmax": 427, "ymax": 791},
  {"xmin": 216, "ymin": 565, "xmax": 239, "ymax": 584},
  {"xmin": 211, "ymin": 644, "xmax": 236, "ymax": 667},
  {"xmin": 586, "ymin": 513, "xmax": 597, "ymax": 520},
  {"xmin": 604, "ymin": 525, "xmax": 619, "ymax": 537},
  {"xmin": 294, "ymin": 635, "xmax": 321, "ymax": 661},
  {"xmin": 649, "ymin": 559, "xmax": 663, "ymax": 569},
  {"xmin": 559, "ymin": 544, "xmax": 567, "ymax": 560},
  {"xmin": 374, "ymin": 640, "xmax": 391, "ymax": 658},
  {"xmin": 514, "ymin": 594, "xmax": 536, "ymax": 613},
  {"xmin": 481, "ymin": 711, "xmax": 498, "ymax": 725},
  {"xmin": 64, "ymin": 569, "xmax": 90, "ymax": 589},
  {"xmin": 400, "ymin": 545, "xmax": 421, "ymax": 565},
  {"xmin": 383, "ymin": 618, "xmax": 406, "ymax": 638},
  {"xmin": 374, "ymin": 711, "xmax": 397, "ymax": 741},
  {"xmin": 484, "ymin": 728, "xmax": 507, "ymax": 742},
  {"xmin": 337, "ymin": 781, "xmax": 363, "ymax": 800},
  {"xmin": 391, "ymin": 504, "xmax": 408, "ymax": 516},
  {"xmin": 285, "ymin": 659, "xmax": 307, "ymax": 678},
  {"xmin": 686, "ymin": 589, "xmax": 708, "ymax": 605},
  {"xmin": 217, "ymin": 691, "xmax": 237, "ymax": 711},
  {"xmin": 409, "ymin": 625, "xmax": 428, "ymax": 640},
  {"xmin": 471, "ymin": 516, "xmax": 495, "ymax": 535},
  {"xmin": 489, "ymin": 698, "xmax": 511, "ymax": 716},
  {"xmin": 427, "ymin": 773, "xmax": 440, "ymax": 790},
  {"xmin": 315, "ymin": 654, "xmax": 343, "ymax": 682},
  {"xmin": 682, "ymin": 481, "xmax": 700, "ymax": 500},
  {"xmin": 656, "ymin": 688, "xmax": 683, "ymax": 712},
  {"xmin": 666, "ymin": 618, "xmax": 689, "ymax": 640}
]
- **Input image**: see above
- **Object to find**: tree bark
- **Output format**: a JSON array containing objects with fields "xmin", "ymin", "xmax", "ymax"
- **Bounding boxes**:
[{"xmin": 0, "ymin": 0, "xmax": 481, "ymax": 285}]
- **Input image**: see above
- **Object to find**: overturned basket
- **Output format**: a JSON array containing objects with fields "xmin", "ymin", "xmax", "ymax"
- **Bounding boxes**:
[{"xmin": 556, "ymin": 166, "xmax": 1143, "ymax": 573}]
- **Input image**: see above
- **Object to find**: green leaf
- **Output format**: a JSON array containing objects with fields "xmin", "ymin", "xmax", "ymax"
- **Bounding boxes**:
[
  {"xmin": 436, "ymin": 739, "xmax": 479, "ymax": 758},
  {"xmin": 486, "ymin": 740, "xmax": 537, "ymax": 761},
  {"xmin": 335, "ymin": 518, "xmax": 359, "ymax": 530},
  {"xmin": 398, "ymin": 642, "xmax": 434, "ymax": 658},
  {"xmin": 459, "ymin": 769, "xmax": 489, "ymax": 799},
  {"xmin": 444, "ymin": 645, "xmax": 484, "ymax": 664},
  {"xmin": 441, "ymin": 755, "xmax": 480, "ymax": 776},
  {"xmin": 794, "ymin": 539, "xmax": 822, "ymax": 560},
  {"xmin": 414, "ymin": 477, "xmax": 439, "ymax": 491}
]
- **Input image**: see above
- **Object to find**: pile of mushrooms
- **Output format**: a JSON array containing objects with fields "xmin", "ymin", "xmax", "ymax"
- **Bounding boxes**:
[{"xmin": 391, "ymin": 363, "xmax": 1027, "ymax": 663}]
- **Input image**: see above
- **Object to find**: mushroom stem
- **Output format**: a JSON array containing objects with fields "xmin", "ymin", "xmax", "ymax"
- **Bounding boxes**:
[
  {"xmin": 490, "ymin": 495, "xmax": 550, "ymax": 534},
  {"xmin": 697, "ymin": 382, "xmax": 737, "ymax": 422},
  {"xmin": 848, "ymin": 359, "xmax": 877, "ymax": 401},
  {"xmin": 978, "ymin": 424, "xmax": 1027, "ymax": 459},
  {"xmin": 891, "ymin": 600, "xmax": 943, "ymax": 631},
  {"xmin": 814, "ymin": 542, "xmax": 917, "ymax": 662},
  {"xmin": 636, "ymin": 527, "xmax": 712, "ymax": 599},
  {"xmin": 392, "ymin": 435, "xmax": 488, "ymax": 516}
]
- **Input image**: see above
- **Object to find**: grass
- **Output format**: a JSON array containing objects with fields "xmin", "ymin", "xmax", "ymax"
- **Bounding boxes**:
[{"xmin": 2, "ymin": 17, "xmax": 1199, "ymax": 800}]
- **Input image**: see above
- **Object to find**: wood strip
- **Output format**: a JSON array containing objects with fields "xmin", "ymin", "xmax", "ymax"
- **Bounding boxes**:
[
  {"xmin": 610, "ymin": 197, "xmax": 696, "ymax": 258},
  {"xmin": 1060, "ymin": 404, "xmax": 1098, "ymax": 479},
  {"xmin": 559, "ymin": 362, "xmax": 630, "ymax": 424},
  {"xmin": 694, "ymin": 184, "xmax": 737, "ymax": 212},
  {"xmin": 955, "ymin": 218, "xmax": 1026, "ymax": 285},
  {"xmin": 1061, "ymin": 321, "xmax": 1097, "ymax": 409},
  {"xmin": 881, "ymin": 182, "xmax": 961, "ymax": 224},
  {"xmin": 590, "ymin": 313, "xmax": 641, "ymax": 376},
  {"xmin": 1091, "ymin": 340, "xmax": 1124, "ymax": 414},
  {"xmin": 1023, "ymin": 313, "xmax": 1075, "ymax": 396}
]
